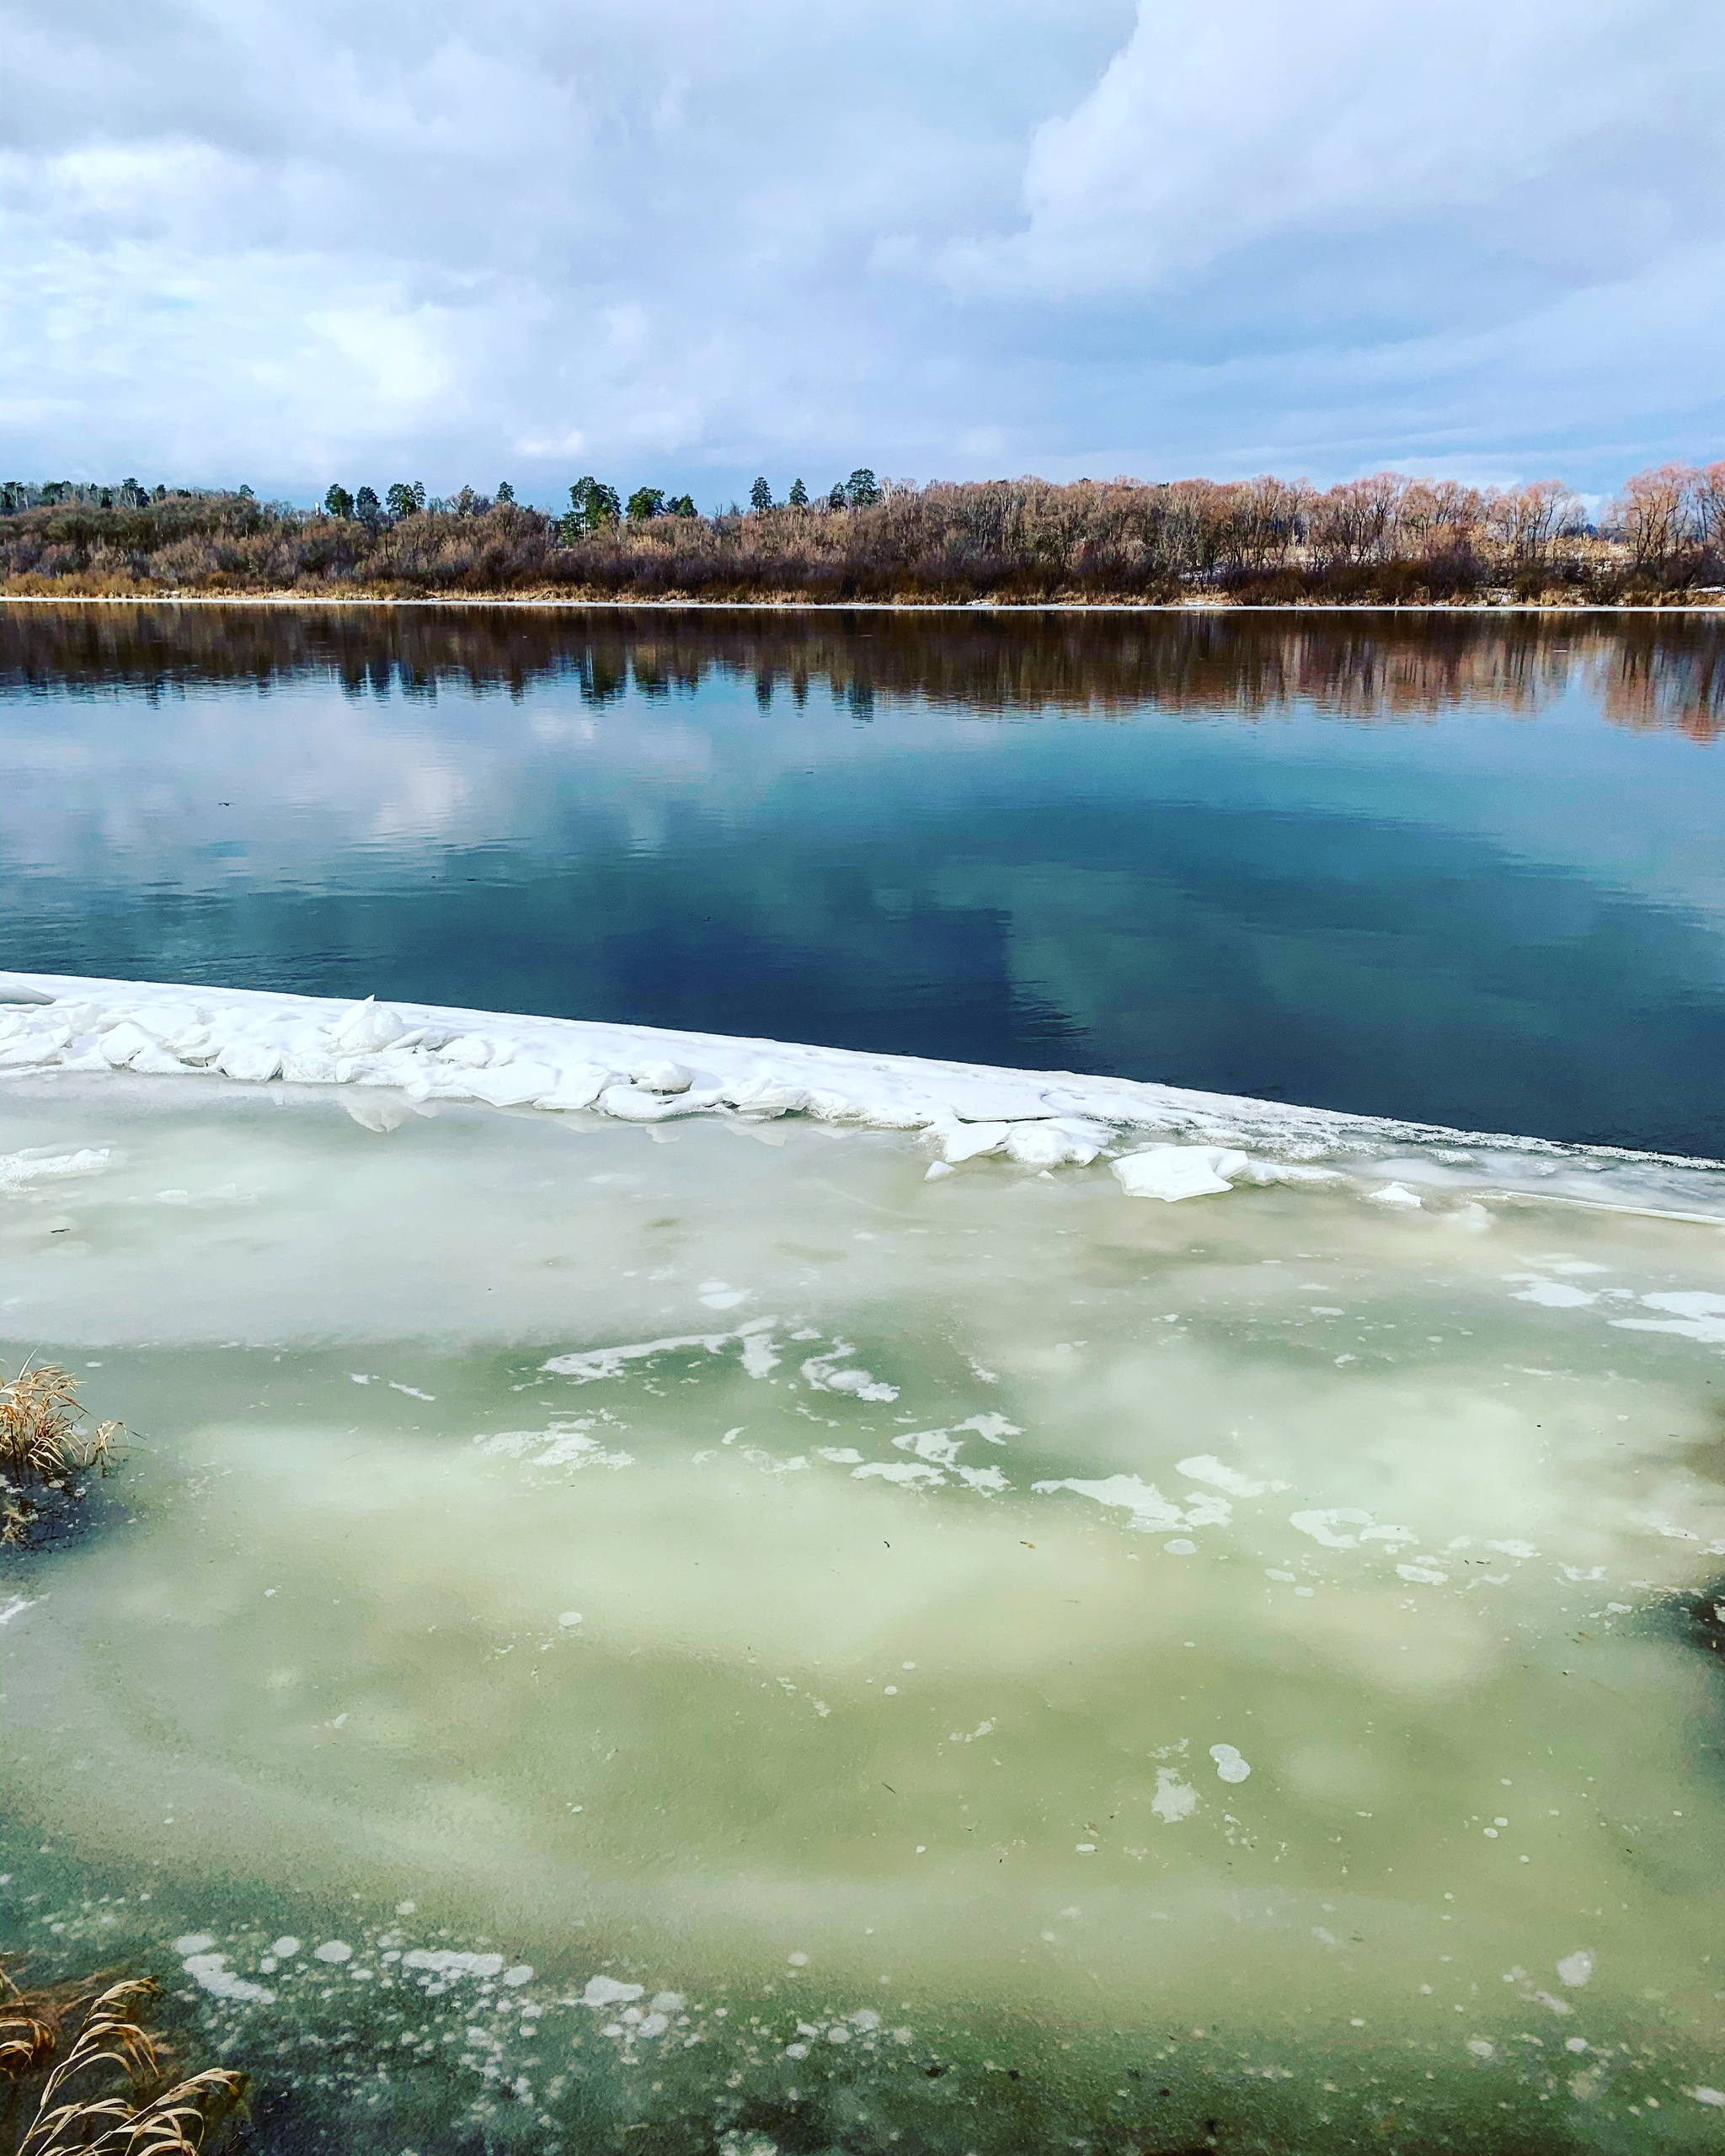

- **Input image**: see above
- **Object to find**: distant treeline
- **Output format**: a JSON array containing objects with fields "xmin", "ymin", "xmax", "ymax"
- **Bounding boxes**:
[{"xmin": 2, "ymin": 461, "xmax": 1722, "ymax": 605}]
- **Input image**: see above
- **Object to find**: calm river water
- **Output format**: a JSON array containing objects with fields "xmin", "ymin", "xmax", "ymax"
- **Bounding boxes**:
[
  {"xmin": 3, "ymin": 603, "xmax": 1721, "ymax": 1154},
  {"xmin": 6, "ymin": 602, "xmax": 1725, "ymax": 2155}
]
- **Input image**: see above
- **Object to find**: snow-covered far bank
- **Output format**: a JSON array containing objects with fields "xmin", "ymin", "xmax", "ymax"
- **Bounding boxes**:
[{"xmin": 3, "ymin": 970, "xmax": 1722, "ymax": 1220}]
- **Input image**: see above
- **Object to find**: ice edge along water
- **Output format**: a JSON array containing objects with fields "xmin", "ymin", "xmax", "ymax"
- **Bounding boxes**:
[
  {"xmin": 2, "ymin": 969, "xmax": 1723, "ymax": 1220},
  {"xmin": 8, "ymin": 975, "xmax": 1725, "ymax": 2140}
]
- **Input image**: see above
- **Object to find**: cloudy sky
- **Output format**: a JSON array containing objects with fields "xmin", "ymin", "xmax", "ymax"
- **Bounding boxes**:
[{"xmin": 5, "ymin": 0, "xmax": 1722, "ymax": 506}]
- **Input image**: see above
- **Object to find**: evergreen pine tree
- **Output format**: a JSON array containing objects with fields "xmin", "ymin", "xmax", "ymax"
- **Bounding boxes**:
[
  {"xmin": 750, "ymin": 475, "xmax": 773, "ymax": 511},
  {"xmin": 788, "ymin": 478, "xmax": 809, "ymax": 507},
  {"xmin": 569, "ymin": 478, "xmax": 622, "ymax": 530}
]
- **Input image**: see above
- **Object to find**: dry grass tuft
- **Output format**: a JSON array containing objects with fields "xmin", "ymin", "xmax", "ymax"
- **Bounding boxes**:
[
  {"xmin": 1, "ymin": 1362, "xmax": 121, "ymax": 1546},
  {"xmin": 1, "ymin": 1970, "xmax": 247, "ymax": 2154}
]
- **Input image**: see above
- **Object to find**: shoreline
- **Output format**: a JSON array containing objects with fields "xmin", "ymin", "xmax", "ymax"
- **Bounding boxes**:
[
  {"xmin": 3, "ymin": 592, "xmax": 1722, "ymax": 615},
  {"xmin": 6, "ymin": 972, "xmax": 1722, "ymax": 1219}
]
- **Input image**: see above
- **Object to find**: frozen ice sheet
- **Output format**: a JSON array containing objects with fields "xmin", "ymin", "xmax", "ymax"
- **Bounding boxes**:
[
  {"xmin": 6, "ymin": 969, "xmax": 1724, "ymax": 1224},
  {"xmin": 3, "ymin": 1082, "xmax": 1723, "ymax": 2150}
]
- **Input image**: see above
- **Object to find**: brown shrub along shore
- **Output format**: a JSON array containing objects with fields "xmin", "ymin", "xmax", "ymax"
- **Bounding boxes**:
[{"xmin": 3, "ymin": 462, "xmax": 1722, "ymax": 606}]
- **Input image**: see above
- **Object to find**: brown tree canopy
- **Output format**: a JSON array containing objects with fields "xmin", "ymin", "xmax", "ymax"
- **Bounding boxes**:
[{"xmin": 1, "ymin": 462, "xmax": 1720, "ymax": 605}]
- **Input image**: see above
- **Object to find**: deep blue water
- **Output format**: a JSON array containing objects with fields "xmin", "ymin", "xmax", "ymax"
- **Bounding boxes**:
[{"xmin": 3, "ymin": 604, "xmax": 1722, "ymax": 1155}]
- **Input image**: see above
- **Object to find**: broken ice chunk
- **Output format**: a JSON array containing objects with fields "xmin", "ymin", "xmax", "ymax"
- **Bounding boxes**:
[
  {"xmin": 129, "ymin": 1043, "xmax": 191, "ymax": 1075},
  {"xmin": 939, "ymin": 1078, "xmax": 1056, "ymax": 1122},
  {"xmin": 216, "ymin": 1040, "xmax": 285, "ymax": 1083},
  {"xmin": 724, "ymin": 1065, "xmax": 812, "ymax": 1116},
  {"xmin": 129, "ymin": 1004, "xmax": 206, "ymax": 1046},
  {"xmin": 955, "ymin": 1414, "xmax": 1019, "ymax": 1444},
  {"xmin": 535, "ymin": 1064, "xmax": 617, "ymax": 1111},
  {"xmin": 1235, "ymin": 1159, "xmax": 1346, "ymax": 1187},
  {"xmin": 325, "ymin": 998, "xmax": 407, "ymax": 1054},
  {"xmin": 97, "ymin": 1020, "xmax": 158, "ymax": 1067},
  {"xmin": 1505, "ymin": 1274, "xmax": 1598, "ymax": 1308},
  {"xmin": 1610, "ymin": 1292, "xmax": 1725, "ymax": 1345},
  {"xmin": 460, "ymin": 1061, "xmax": 560, "ymax": 1108},
  {"xmin": 0, "ymin": 1027, "xmax": 72, "ymax": 1068},
  {"xmin": 1004, "ymin": 1119, "xmax": 1103, "ymax": 1167},
  {"xmin": 937, "ymin": 1120, "xmax": 1010, "ymax": 1165},
  {"xmin": 894, "ymin": 1429, "xmax": 964, "ymax": 1467},
  {"xmin": 1177, "ymin": 1454, "xmax": 1289, "ymax": 1498},
  {"xmin": 1112, "ymin": 1145, "xmax": 1250, "ymax": 1202},
  {"xmin": 600, "ymin": 1083, "xmax": 723, "ymax": 1122},
  {"xmin": 798, "ymin": 1342, "xmax": 898, "ymax": 1400},
  {"xmin": 437, "ymin": 1034, "xmax": 499, "ymax": 1068},
  {"xmin": 1031, "ymin": 1474, "xmax": 1188, "ymax": 1534},
  {"xmin": 183, "ymin": 1951, "xmax": 276, "ymax": 2005},
  {"xmin": 633, "ymin": 1059, "xmax": 693, "ymax": 1094},
  {"xmin": 0, "ymin": 1147, "xmax": 110, "ymax": 1193},
  {"xmin": 580, "ymin": 1976, "xmax": 644, "ymax": 2008},
  {"xmin": 282, "ymin": 1048, "xmax": 339, "ymax": 1085},
  {"xmin": 1290, "ymin": 1508, "xmax": 1416, "ymax": 1551}
]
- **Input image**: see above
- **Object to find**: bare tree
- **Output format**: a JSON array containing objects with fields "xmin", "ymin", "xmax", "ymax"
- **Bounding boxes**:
[{"xmin": 1611, "ymin": 463, "xmax": 1695, "ymax": 568}]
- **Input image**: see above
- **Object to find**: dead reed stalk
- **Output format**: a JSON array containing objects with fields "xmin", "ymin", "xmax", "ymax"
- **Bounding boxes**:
[
  {"xmin": 1, "ymin": 1971, "xmax": 246, "ymax": 2154},
  {"xmin": 0, "ymin": 1362, "xmax": 120, "ymax": 1545}
]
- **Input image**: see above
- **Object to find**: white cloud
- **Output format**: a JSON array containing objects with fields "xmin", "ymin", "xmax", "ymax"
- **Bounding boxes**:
[
  {"xmin": 925, "ymin": 0, "xmax": 1718, "ymax": 299},
  {"xmin": 0, "ymin": 0, "xmax": 1718, "ymax": 500}
]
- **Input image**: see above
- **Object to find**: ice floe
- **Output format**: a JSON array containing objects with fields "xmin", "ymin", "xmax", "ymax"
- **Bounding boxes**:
[
  {"xmin": 183, "ymin": 1950, "xmax": 277, "ymax": 2005},
  {"xmin": 1029, "ymin": 1474, "xmax": 1231, "ymax": 1536},
  {"xmin": 1610, "ymin": 1291, "xmax": 1725, "ymax": 1345},
  {"xmin": 0, "ymin": 1145, "xmax": 112, "ymax": 1192},
  {"xmin": 581, "ymin": 1976, "xmax": 644, "ymax": 2008},
  {"xmin": 7, "ymin": 969, "xmax": 1721, "ymax": 1224},
  {"xmin": 1290, "ymin": 1509, "xmax": 1417, "ymax": 1551},
  {"xmin": 541, "ymin": 1323, "xmax": 780, "ymax": 1384},
  {"xmin": 1112, "ymin": 1145, "xmax": 1250, "ymax": 1202},
  {"xmin": 475, "ymin": 1427, "xmax": 636, "ymax": 1470},
  {"xmin": 1176, "ymin": 1454, "xmax": 1290, "ymax": 1498}
]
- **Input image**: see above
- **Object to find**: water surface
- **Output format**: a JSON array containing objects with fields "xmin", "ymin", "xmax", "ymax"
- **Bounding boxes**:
[
  {"xmin": 3, "ymin": 604, "xmax": 1722, "ymax": 1153},
  {"xmin": 3, "ymin": 1078, "xmax": 1722, "ymax": 2151}
]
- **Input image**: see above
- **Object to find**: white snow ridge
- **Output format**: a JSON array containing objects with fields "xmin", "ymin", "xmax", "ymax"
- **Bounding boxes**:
[{"xmin": 2, "ymin": 973, "xmax": 1722, "ymax": 1225}]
